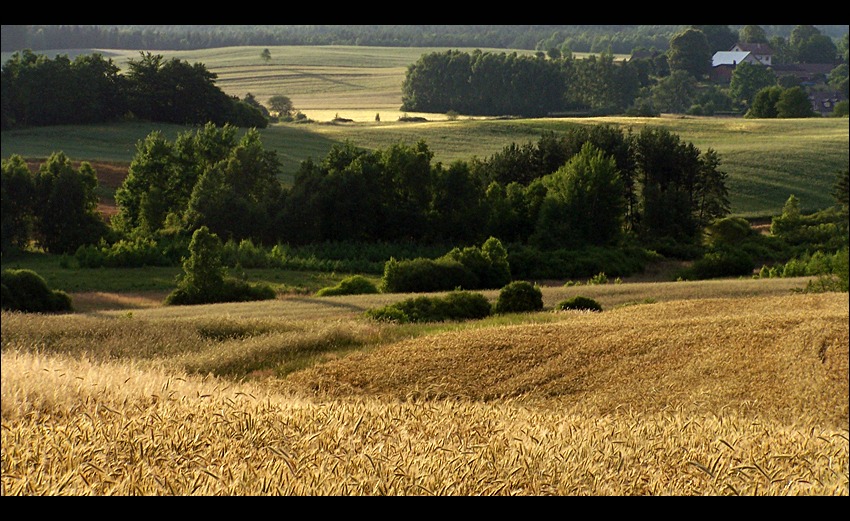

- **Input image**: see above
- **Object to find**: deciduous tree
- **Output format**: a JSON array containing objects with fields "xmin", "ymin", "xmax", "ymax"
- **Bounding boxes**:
[{"xmin": 667, "ymin": 28, "xmax": 711, "ymax": 80}]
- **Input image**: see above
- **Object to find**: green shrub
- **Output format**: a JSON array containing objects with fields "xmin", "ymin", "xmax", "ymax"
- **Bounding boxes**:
[
  {"xmin": 704, "ymin": 217, "xmax": 756, "ymax": 248},
  {"xmin": 677, "ymin": 247, "xmax": 755, "ymax": 280},
  {"xmin": 365, "ymin": 290, "xmax": 491, "ymax": 323},
  {"xmin": 364, "ymin": 306, "xmax": 410, "ymax": 323},
  {"xmin": 165, "ymin": 226, "xmax": 276, "ymax": 306},
  {"xmin": 587, "ymin": 272, "xmax": 609, "ymax": 285},
  {"xmin": 1, "ymin": 283, "xmax": 16, "ymax": 310},
  {"xmin": 165, "ymin": 277, "xmax": 276, "ymax": 306},
  {"xmin": 380, "ymin": 257, "xmax": 475, "ymax": 293},
  {"xmin": 494, "ymin": 280, "xmax": 543, "ymax": 314},
  {"xmin": 436, "ymin": 290, "xmax": 493, "ymax": 320},
  {"xmin": 556, "ymin": 296, "xmax": 603, "ymax": 312},
  {"xmin": 316, "ymin": 275, "xmax": 379, "ymax": 296},
  {"xmin": 0, "ymin": 268, "xmax": 73, "ymax": 313}
]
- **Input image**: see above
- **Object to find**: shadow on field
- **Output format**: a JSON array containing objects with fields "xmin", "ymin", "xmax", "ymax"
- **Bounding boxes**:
[{"xmin": 284, "ymin": 296, "xmax": 370, "ymax": 313}]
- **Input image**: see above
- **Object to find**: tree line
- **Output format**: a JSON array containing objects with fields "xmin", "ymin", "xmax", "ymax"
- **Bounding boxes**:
[
  {"xmin": 2, "ymin": 123, "xmax": 731, "ymax": 277},
  {"xmin": 401, "ymin": 26, "xmax": 848, "ymax": 117},
  {"xmin": 3, "ymin": 25, "xmax": 847, "ymax": 55},
  {"xmin": 0, "ymin": 50, "xmax": 267, "ymax": 130}
]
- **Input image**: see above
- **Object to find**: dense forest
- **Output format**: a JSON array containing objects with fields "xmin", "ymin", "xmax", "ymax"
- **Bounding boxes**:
[
  {"xmin": 0, "ymin": 50, "xmax": 268, "ymax": 130},
  {"xmin": 2, "ymin": 25, "xmax": 848, "ymax": 54}
]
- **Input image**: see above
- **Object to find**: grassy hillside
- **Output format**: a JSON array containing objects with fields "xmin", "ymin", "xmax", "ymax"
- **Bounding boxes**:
[
  {"xmin": 2, "ymin": 288, "xmax": 847, "ymax": 495},
  {"xmin": 2, "ymin": 45, "xmax": 847, "ymax": 216},
  {"xmin": 3, "ymin": 116, "xmax": 847, "ymax": 218}
]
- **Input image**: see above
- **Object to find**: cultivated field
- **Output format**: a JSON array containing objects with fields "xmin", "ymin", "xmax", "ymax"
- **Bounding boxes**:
[{"xmin": 2, "ymin": 281, "xmax": 848, "ymax": 495}]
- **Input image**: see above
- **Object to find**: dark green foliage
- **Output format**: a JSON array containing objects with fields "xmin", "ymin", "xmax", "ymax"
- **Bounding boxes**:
[
  {"xmin": 776, "ymin": 87, "xmax": 815, "ymax": 118},
  {"xmin": 380, "ymin": 237, "xmax": 511, "ymax": 293},
  {"xmin": 771, "ymin": 196, "xmax": 849, "ymax": 255},
  {"xmin": 364, "ymin": 306, "xmax": 410, "ymax": 324},
  {"xmin": 164, "ymin": 226, "xmax": 275, "ymax": 306},
  {"xmin": 2, "ymin": 152, "xmax": 108, "ymax": 255},
  {"xmin": 508, "ymin": 244, "xmax": 658, "ymax": 280},
  {"xmin": 729, "ymin": 62, "xmax": 777, "ymax": 107},
  {"xmin": 365, "ymin": 290, "xmax": 491, "ymax": 323},
  {"xmin": 494, "ymin": 280, "xmax": 543, "ymax": 314},
  {"xmin": 834, "ymin": 169, "xmax": 849, "ymax": 211},
  {"xmin": 380, "ymin": 257, "xmax": 475, "ymax": 294},
  {"xmin": 633, "ymin": 127, "xmax": 730, "ymax": 247},
  {"xmin": 1, "ymin": 50, "xmax": 265, "ymax": 130},
  {"xmin": 1, "ymin": 154, "xmax": 35, "ymax": 253},
  {"xmin": 556, "ymin": 296, "xmax": 603, "ymax": 312},
  {"xmin": 33, "ymin": 153, "xmax": 109, "ymax": 254},
  {"xmin": 442, "ymin": 236, "xmax": 512, "ymax": 290},
  {"xmin": 676, "ymin": 247, "xmax": 755, "ymax": 280},
  {"xmin": 316, "ymin": 275, "xmax": 379, "ymax": 296},
  {"xmin": 401, "ymin": 49, "xmax": 566, "ymax": 117},
  {"xmin": 746, "ymin": 86, "xmax": 783, "ymax": 118},
  {"xmin": 165, "ymin": 277, "xmax": 276, "ymax": 306},
  {"xmin": 747, "ymin": 86, "xmax": 815, "ymax": 118},
  {"xmin": 1, "ymin": 268, "xmax": 73, "ymax": 313},
  {"xmin": 703, "ymin": 217, "xmax": 756, "ymax": 249},
  {"xmin": 533, "ymin": 142, "xmax": 625, "ymax": 249},
  {"xmin": 667, "ymin": 28, "xmax": 712, "ymax": 79}
]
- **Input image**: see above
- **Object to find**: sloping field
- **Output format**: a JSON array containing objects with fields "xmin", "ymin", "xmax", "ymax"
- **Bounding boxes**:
[
  {"xmin": 281, "ymin": 293, "xmax": 849, "ymax": 428},
  {"xmin": 2, "ymin": 289, "xmax": 848, "ymax": 495}
]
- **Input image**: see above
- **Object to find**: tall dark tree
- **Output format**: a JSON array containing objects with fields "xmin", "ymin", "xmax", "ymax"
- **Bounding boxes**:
[
  {"xmin": 533, "ymin": 142, "xmax": 624, "ymax": 249},
  {"xmin": 1, "ymin": 154, "xmax": 36, "ymax": 252},
  {"xmin": 428, "ymin": 160, "xmax": 486, "ymax": 244},
  {"xmin": 31, "ymin": 152, "xmax": 108, "ymax": 254},
  {"xmin": 693, "ymin": 25, "xmax": 738, "ymax": 53},
  {"xmin": 651, "ymin": 69, "xmax": 698, "ymax": 113},
  {"xmin": 729, "ymin": 61, "xmax": 777, "ymax": 108},
  {"xmin": 667, "ymin": 28, "xmax": 712, "ymax": 80},
  {"xmin": 739, "ymin": 25, "xmax": 768, "ymax": 44},
  {"xmin": 775, "ymin": 86, "xmax": 815, "ymax": 117},
  {"xmin": 797, "ymin": 34, "xmax": 839, "ymax": 64},
  {"xmin": 746, "ymin": 86, "xmax": 783, "ymax": 118},
  {"xmin": 633, "ymin": 127, "xmax": 704, "ymax": 244}
]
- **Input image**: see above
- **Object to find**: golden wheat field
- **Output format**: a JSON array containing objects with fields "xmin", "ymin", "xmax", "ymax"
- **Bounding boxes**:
[{"xmin": 1, "ymin": 282, "xmax": 848, "ymax": 495}]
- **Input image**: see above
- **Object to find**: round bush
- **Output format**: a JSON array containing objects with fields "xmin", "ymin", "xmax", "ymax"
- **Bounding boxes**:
[
  {"xmin": 316, "ymin": 275, "xmax": 379, "ymax": 296},
  {"xmin": 1, "ymin": 269, "xmax": 73, "ymax": 313},
  {"xmin": 556, "ymin": 296, "xmax": 603, "ymax": 312},
  {"xmin": 364, "ymin": 306, "xmax": 410, "ymax": 323},
  {"xmin": 494, "ymin": 280, "xmax": 543, "ymax": 314},
  {"xmin": 435, "ymin": 291, "xmax": 492, "ymax": 321}
]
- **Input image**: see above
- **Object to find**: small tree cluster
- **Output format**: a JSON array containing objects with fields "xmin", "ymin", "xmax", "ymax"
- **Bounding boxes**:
[
  {"xmin": 380, "ymin": 237, "xmax": 510, "ymax": 293},
  {"xmin": 365, "ymin": 290, "xmax": 492, "ymax": 323},
  {"xmin": 1, "ymin": 153, "xmax": 108, "ymax": 254},
  {"xmin": 165, "ymin": 226, "xmax": 276, "ymax": 306}
]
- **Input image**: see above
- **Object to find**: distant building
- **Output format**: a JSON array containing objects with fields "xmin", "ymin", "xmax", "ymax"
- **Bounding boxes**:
[
  {"xmin": 729, "ymin": 43, "xmax": 774, "ymax": 66},
  {"xmin": 807, "ymin": 88, "xmax": 847, "ymax": 116},
  {"xmin": 771, "ymin": 63, "xmax": 837, "ymax": 86},
  {"xmin": 711, "ymin": 51, "xmax": 761, "ymax": 82}
]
